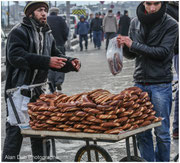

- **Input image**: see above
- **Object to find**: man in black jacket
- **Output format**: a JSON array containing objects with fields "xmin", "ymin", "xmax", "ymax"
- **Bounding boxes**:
[
  {"xmin": 117, "ymin": 1, "xmax": 178, "ymax": 162},
  {"xmin": 90, "ymin": 13, "xmax": 103, "ymax": 49},
  {"xmin": 47, "ymin": 7, "xmax": 69, "ymax": 91},
  {"xmin": 2, "ymin": 1, "xmax": 80, "ymax": 161},
  {"xmin": 118, "ymin": 10, "xmax": 131, "ymax": 36}
]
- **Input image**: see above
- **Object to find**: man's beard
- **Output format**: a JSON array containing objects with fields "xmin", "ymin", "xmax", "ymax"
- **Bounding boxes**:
[{"xmin": 32, "ymin": 14, "xmax": 46, "ymax": 27}]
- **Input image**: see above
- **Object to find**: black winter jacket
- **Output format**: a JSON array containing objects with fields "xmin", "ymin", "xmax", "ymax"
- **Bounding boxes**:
[
  {"xmin": 47, "ymin": 14, "xmax": 69, "ymax": 46},
  {"xmin": 119, "ymin": 15, "xmax": 131, "ymax": 36},
  {"xmin": 90, "ymin": 18, "xmax": 102, "ymax": 31},
  {"xmin": 124, "ymin": 3, "xmax": 178, "ymax": 84},
  {"xmin": 5, "ymin": 17, "xmax": 76, "ymax": 97}
]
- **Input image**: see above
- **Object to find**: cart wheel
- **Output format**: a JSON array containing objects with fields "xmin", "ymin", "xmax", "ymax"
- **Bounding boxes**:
[
  {"xmin": 120, "ymin": 156, "xmax": 147, "ymax": 162},
  {"xmin": 38, "ymin": 157, "xmax": 61, "ymax": 162},
  {"xmin": 75, "ymin": 144, "xmax": 113, "ymax": 162}
]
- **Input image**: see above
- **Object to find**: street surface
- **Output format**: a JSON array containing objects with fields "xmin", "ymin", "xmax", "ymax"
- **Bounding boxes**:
[{"xmin": 1, "ymin": 40, "xmax": 178, "ymax": 162}]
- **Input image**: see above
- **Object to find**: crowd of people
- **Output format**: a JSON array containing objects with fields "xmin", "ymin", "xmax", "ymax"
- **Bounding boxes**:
[
  {"xmin": 2, "ymin": 1, "xmax": 179, "ymax": 162},
  {"xmin": 76, "ymin": 9, "xmax": 131, "ymax": 51}
]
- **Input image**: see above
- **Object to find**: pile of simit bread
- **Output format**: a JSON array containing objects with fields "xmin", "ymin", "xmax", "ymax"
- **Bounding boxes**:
[{"xmin": 27, "ymin": 86, "xmax": 162, "ymax": 134}]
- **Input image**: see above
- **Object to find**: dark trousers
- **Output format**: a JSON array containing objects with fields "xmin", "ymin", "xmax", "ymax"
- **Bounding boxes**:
[
  {"xmin": 48, "ymin": 45, "xmax": 66, "ymax": 90},
  {"xmin": 2, "ymin": 122, "xmax": 50, "ymax": 162},
  {"xmin": 89, "ymin": 32, "xmax": 92, "ymax": 42},
  {"xmin": 105, "ymin": 32, "xmax": 117, "ymax": 50},
  {"xmin": 79, "ymin": 34, "xmax": 88, "ymax": 50}
]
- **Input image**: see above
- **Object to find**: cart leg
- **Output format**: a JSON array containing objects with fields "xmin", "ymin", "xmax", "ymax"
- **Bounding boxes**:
[
  {"xmin": 42, "ymin": 139, "xmax": 48, "ymax": 161},
  {"xmin": 93, "ymin": 141, "xmax": 99, "ymax": 162},
  {"xmin": 132, "ymin": 135, "xmax": 138, "ymax": 157},
  {"xmin": 126, "ymin": 137, "xmax": 131, "ymax": 161},
  {"xmin": 7, "ymin": 93, "xmax": 21, "ymax": 124},
  {"xmin": 86, "ymin": 140, "xmax": 91, "ymax": 162}
]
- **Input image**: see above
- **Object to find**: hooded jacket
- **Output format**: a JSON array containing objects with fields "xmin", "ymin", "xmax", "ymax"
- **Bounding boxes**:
[
  {"xmin": 5, "ymin": 17, "xmax": 77, "ymax": 98},
  {"xmin": 77, "ymin": 16, "xmax": 89, "ymax": 35},
  {"xmin": 103, "ymin": 12, "xmax": 117, "ymax": 33},
  {"xmin": 123, "ymin": 2, "xmax": 178, "ymax": 83}
]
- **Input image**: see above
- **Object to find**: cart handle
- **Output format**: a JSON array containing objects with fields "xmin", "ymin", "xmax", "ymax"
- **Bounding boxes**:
[{"xmin": 6, "ymin": 81, "xmax": 52, "ymax": 94}]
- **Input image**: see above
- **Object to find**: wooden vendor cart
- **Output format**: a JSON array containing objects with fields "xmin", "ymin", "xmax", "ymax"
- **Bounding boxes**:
[{"xmin": 6, "ymin": 82, "xmax": 162, "ymax": 162}]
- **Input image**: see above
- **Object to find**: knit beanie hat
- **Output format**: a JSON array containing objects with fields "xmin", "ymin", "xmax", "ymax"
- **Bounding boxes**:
[
  {"xmin": 49, "ymin": 7, "xmax": 59, "ymax": 14},
  {"xmin": 24, "ymin": 1, "xmax": 49, "ymax": 17}
]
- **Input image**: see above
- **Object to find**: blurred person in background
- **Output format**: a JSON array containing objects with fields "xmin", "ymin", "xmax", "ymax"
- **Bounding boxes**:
[
  {"xmin": 88, "ymin": 13, "xmax": 94, "ymax": 42},
  {"xmin": 116, "ymin": 11, "xmax": 121, "ymax": 25},
  {"xmin": 118, "ymin": 10, "xmax": 131, "ymax": 36},
  {"xmin": 90, "ymin": 13, "xmax": 103, "ymax": 49},
  {"xmin": 77, "ymin": 15, "xmax": 89, "ymax": 51},
  {"xmin": 47, "ymin": 7, "xmax": 69, "ymax": 91},
  {"xmin": 103, "ymin": 9, "xmax": 117, "ymax": 50}
]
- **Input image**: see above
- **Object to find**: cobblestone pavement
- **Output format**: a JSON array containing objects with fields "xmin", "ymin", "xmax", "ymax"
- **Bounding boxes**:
[{"xmin": 1, "ymin": 41, "xmax": 178, "ymax": 162}]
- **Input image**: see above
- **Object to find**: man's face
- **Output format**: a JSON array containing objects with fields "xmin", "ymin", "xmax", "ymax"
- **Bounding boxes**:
[
  {"xmin": 30, "ymin": 7, "xmax": 48, "ymax": 25},
  {"xmin": 144, "ymin": 1, "xmax": 162, "ymax": 14},
  {"xmin": 95, "ymin": 14, "xmax": 99, "ymax": 18}
]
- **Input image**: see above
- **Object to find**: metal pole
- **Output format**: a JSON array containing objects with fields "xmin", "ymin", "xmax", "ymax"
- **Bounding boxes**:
[
  {"xmin": 1, "ymin": 1, "xmax": 3, "ymax": 27},
  {"xmin": 66, "ymin": 1, "xmax": 72, "ymax": 51},
  {"xmin": 126, "ymin": 137, "xmax": 131, "ymax": 161},
  {"xmin": 55, "ymin": 1, "xmax": 57, "ymax": 7},
  {"xmin": 101, "ymin": 4, "xmax": 103, "ymax": 14},
  {"xmin": 8, "ymin": 1, "xmax": 10, "ymax": 28},
  {"xmin": 14, "ymin": 1, "xmax": 19, "ymax": 22},
  {"xmin": 86, "ymin": 140, "xmax": 91, "ymax": 162}
]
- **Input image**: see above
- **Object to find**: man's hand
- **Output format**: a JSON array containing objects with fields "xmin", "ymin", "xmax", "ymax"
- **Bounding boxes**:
[
  {"xmin": 117, "ymin": 35, "xmax": 133, "ymax": 48},
  {"xmin": 49, "ymin": 57, "xmax": 67, "ymax": 69},
  {"xmin": 71, "ymin": 59, "xmax": 81, "ymax": 71}
]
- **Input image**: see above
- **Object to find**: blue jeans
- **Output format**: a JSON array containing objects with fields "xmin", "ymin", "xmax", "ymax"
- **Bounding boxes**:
[
  {"xmin": 93, "ymin": 31, "xmax": 102, "ymax": 47},
  {"xmin": 135, "ymin": 83, "xmax": 172, "ymax": 162}
]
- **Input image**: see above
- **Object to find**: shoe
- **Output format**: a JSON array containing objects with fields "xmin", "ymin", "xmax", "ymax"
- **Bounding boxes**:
[
  {"xmin": 98, "ymin": 47, "xmax": 100, "ymax": 50},
  {"xmin": 85, "ymin": 47, "xmax": 88, "ymax": 51},
  {"xmin": 173, "ymin": 132, "xmax": 179, "ymax": 139},
  {"xmin": 80, "ymin": 49, "xmax": 83, "ymax": 51},
  {"xmin": 94, "ymin": 45, "xmax": 96, "ymax": 48}
]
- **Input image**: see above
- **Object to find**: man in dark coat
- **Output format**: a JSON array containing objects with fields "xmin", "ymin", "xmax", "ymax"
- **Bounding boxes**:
[
  {"xmin": 47, "ymin": 7, "xmax": 69, "ymax": 91},
  {"xmin": 90, "ymin": 13, "xmax": 103, "ymax": 49},
  {"xmin": 117, "ymin": 1, "xmax": 178, "ymax": 162},
  {"xmin": 118, "ymin": 10, "xmax": 131, "ymax": 36},
  {"xmin": 2, "ymin": 1, "xmax": 81, "ymax": 161}
]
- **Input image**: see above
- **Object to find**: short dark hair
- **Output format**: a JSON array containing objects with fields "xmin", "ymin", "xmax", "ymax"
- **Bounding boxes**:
[
  {"xmin": 108, "ymin": 9, "xmax": 112, "ymax": 13},
  {"xmin": 124, "ymin": 10, "xmax": 128, "ymax": 15}
]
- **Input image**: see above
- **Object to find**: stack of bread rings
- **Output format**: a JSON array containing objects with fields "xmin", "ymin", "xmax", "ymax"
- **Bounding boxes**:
[{"xmin": 28, "ymin": 87, "xmax": 162, "ymax": 134}]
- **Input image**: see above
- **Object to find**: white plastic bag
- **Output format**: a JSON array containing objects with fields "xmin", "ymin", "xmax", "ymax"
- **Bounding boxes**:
[
  {"xmin": 106, "ymin": 37, "xmax": 123, "ymax": 75},
  {"xmin": 7, "ymin": 85, "xmax": 30, "ymax": 126}
]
